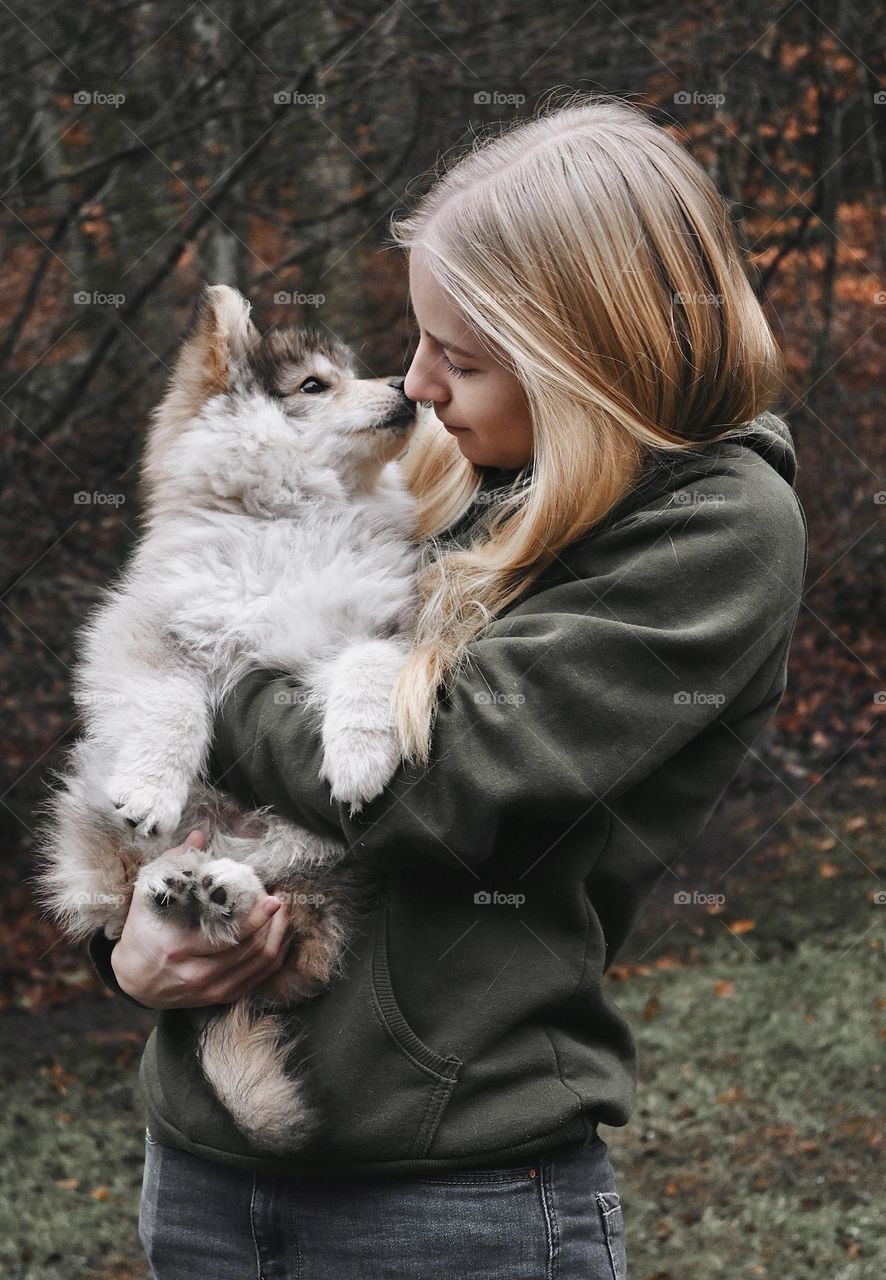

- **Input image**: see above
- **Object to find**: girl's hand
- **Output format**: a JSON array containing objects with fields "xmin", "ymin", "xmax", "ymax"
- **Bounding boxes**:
[{"xmin": 110, "ymin": 830, "xmax": 290, "ymax": 1009}]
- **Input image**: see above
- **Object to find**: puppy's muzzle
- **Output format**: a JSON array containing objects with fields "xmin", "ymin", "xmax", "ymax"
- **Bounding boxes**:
[
  {"xmin": 376, "ymin": 378, "xmax": 417, "ymax": 432},
  {"xmin": 380, "ymin": 405, "xmax": 417, "ymax": 432}
]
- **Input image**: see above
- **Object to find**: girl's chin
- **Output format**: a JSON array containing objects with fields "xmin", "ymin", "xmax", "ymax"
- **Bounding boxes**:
[{"xmin": 450, "ymin": 431, "xmax": 476, "ymax": 453}]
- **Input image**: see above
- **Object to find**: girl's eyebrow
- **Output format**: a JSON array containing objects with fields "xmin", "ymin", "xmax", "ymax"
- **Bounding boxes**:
[
  {"xmin": 426, "ymin": 333, "xmax": 481, "ymax": 359},
  {"xmin": 407, "ymin": 299, "xmax": 483, "ymax": 359}
]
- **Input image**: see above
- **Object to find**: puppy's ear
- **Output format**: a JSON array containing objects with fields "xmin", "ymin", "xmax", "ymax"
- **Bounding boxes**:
[{"xmin": 169, "ymin": 284, "xmax": 260, "ymax": 411}]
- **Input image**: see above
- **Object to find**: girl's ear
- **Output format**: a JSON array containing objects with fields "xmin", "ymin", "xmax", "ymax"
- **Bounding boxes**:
[{"xmin": 169, "ymin": 283, "xmax": 261, "ymax": 412}]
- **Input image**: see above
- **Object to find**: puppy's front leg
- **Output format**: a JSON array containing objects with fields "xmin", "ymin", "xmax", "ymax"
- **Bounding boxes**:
[
  {"xmin": 102, "ymin": 660, "xmax": 211, "ymax": 843},
  {"xmin": 316, "ymin": 638, "xmax": 409, "ymax": 817},
  {"xmin": 76, "ymin": 602, "xmax": 212, "ymax": 844}
]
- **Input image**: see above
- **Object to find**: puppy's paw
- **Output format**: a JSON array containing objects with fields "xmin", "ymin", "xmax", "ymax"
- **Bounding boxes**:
[
  {"xmin": 192, "ymin": 858, "xmax": 265, "ymax": 948},
  {"xmin": 136, "ymin": 845, "xmax": 211, "ymax": 918},
  {"xmin": 321, "ymin": 726, "xmax": 401, "ymax": 816},
  {"xmin": 107, "ymin": 775, "xmax": 185, "ymax": 842},
  {"xmin": 136, "ymin": 850, "xmax": 264, "ymax": 947}
]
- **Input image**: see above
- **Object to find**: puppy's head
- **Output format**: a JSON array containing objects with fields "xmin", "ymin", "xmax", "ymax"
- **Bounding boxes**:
[
  {"xmin": 142, "ymin": 284, "xmax": 417, "ymax": 515},
  {"xmin": 250, "ymin": 323, "xmax": 417, "ymax": 456}
]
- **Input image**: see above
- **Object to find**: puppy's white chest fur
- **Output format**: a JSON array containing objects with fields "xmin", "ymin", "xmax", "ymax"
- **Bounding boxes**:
[{"xmin": 131, "ymin": 471, "xmax": 420, "ymax": 693}]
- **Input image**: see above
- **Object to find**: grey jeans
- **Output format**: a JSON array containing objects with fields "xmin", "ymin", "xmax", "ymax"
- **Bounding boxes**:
[{"xmin": 139, "ymin": 1128, "xmax": 628, "ymax": 1279}]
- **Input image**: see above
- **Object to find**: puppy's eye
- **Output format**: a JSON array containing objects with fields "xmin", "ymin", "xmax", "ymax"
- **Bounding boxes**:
[{"xmin": 298, "ymin": 377, "xmax": 328, "ymax": 394}]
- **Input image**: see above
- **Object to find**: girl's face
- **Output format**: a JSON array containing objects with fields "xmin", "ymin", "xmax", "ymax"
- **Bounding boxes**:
[{"xmin": 403, "ymin": 249, "xmax": 534, "ymax": 469}]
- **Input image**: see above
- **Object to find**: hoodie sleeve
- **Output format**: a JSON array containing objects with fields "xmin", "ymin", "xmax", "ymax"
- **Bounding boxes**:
[
  {"xmin": 86, "ymin": 930, "xmax": 153, "ymax": 1009},
  {"xmin": 208, "ymin": 474, "xmax": 806, "ymax": 874}
]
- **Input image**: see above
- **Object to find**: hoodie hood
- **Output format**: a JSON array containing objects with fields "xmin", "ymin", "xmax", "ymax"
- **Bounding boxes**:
[
  {"xmin": 720, "ymin": 410, "xmax": 797, "ymax": 486},
  {"xmin": 481, "ymin": 411, "xmax": 797, "ymax": 491}
]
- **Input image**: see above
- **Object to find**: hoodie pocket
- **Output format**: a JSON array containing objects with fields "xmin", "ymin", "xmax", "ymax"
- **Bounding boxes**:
[
  {"xmin": 287, "ymin": 900, "xmax": 463, "ymax": 1164},
  {"xmin": 369, "ymin": 903, "xmax": 464, "ymax": 1156},
  {"xmin": 371, "ymin": 904, "xmax": 461, "ymax": 1075}
]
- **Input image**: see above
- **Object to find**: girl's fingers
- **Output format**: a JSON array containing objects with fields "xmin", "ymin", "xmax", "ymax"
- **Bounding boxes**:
[
  {"xmin": 207, "ymin": 900, "xmax": 290, "ymax": 978},
  {"xmin": 238, "ymin": 894, "xmax": 284, "ymax": 941},
  {"xmin": 206, "ymin": 918, "xmax": 293, "ymax": 1003}
]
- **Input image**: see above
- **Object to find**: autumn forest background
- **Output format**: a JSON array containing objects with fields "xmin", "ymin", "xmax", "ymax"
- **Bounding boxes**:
[{"xmin": 0, "ymin": 2, "xmax": 883, "ymax": 1277}]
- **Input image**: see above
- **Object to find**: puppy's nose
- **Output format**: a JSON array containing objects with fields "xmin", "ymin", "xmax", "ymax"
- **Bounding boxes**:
[{"xmin": 387, "ymin": 376, "xmax": 414, "ymax": 403}]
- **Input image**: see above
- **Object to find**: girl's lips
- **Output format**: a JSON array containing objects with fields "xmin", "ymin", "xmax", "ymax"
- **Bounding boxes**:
[{"xmin": 442, "ymin": 422, "xmax": 469, "ymax": 433}]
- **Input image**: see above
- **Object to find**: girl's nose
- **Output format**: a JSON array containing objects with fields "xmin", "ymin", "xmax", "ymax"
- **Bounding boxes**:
[{"xmin": 404, "ymin": 353, "xmax": 446, "ymax": 405}]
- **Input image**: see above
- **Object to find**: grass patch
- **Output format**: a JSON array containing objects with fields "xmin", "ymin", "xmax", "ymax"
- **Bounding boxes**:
[
  {"xmin": 607, "ymin": 784, "xmax": 883, "ymax": 1278},
  {"xmin": 0, "ymin": 1010, "xmax": 149, "ymax": 1280}
]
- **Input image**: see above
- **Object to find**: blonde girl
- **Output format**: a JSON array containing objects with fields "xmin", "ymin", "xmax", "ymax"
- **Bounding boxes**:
[{"xmin": 96, "ymin": 93, "xmax": 807, "ymax": 1279}]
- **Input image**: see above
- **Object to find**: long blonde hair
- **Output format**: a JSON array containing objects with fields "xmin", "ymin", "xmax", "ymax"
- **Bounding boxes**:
[{"xmin": 387, "ymin": 91, "xmax": 785, "ymax": 766}]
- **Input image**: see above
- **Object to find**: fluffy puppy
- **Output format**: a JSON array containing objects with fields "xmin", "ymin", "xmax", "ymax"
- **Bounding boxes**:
[{"xmin": 36, "ymin": 284, "xmax": 420, "ymax": 1151}]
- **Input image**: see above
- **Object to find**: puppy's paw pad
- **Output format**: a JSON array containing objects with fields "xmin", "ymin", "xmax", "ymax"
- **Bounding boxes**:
[
  {"xmin": 193, "ymin": 859, "xmax": 265, "ymax": 933},
  {"xmin": 134, "ymin": 847, "xmax": 210, "ymax": 914},
  {"xmin": 201, "ymin": 876, "xmax": 229, "ymax": 906}
]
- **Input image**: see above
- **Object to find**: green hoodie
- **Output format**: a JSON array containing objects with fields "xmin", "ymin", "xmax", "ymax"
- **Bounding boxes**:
[{"xmin": 89, "ymin": 413, "xmax": 808, "ymax": 1178}]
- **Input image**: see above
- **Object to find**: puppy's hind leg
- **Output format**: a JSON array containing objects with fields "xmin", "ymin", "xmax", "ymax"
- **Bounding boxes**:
[
  {"xmin": 33, "ymin": 744, "xmax": 138, "ymax": 942},
  {"xmin": 195, "ymin": 1001, "xmax": 320, "ymax": 1154}
]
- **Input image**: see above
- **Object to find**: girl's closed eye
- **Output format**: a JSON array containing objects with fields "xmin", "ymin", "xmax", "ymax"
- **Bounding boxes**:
[{"xmin": 442, "ymin": 353, "xmax": 473, "ymax": 378}]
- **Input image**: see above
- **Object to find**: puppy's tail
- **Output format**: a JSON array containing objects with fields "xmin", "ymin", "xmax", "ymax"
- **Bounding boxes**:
[{"xmin": 196, "ymin": 1002, "xmax": 319, "ymax": 1153}]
